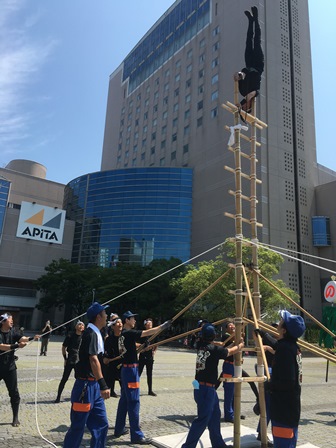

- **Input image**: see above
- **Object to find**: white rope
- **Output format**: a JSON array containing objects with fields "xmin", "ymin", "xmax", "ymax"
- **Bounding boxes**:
[
  {"xmin": 257, "ymin": 240, "xmax": 336, "ymax": 265},
  {"xmin": 238, "ymin": 236, "xmax": 336, "ymax": 276},
  {"xmin": 34, "ymin": 340, "xmax": 58, "ymax": 447}
]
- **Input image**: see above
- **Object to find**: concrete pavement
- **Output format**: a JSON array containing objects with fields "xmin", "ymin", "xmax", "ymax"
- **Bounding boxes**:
[{"xmin": 0, "ymin": 339, "xmax": 335, "ymax": 447}]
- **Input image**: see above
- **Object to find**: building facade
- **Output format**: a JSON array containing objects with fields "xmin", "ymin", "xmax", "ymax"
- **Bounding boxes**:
[
  {"xmin": 0, "ymin": 160, "xmax": 75, "ymax": 329},
  {"xmin": 101, "ymin": 0, "xmax": 323, "ymax": 318},
  {"xmin": 63, "ymin": 167, "xmax": 192, "ymax": 268}
]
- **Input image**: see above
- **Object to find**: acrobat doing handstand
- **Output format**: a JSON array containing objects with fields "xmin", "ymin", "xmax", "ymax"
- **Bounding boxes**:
[{"xmin": 234, "ymin": 6, "xmax": 264, "ymax": 114}]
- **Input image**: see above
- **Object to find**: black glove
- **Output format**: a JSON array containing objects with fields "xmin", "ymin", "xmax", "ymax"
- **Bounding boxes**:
[
  {"xmin": 254, "ymin": 328, "xmax": 265, "ymax": 337},
  {"xmin": 160, "ymin": 320, "xmax": 172, "ymax": 331}
]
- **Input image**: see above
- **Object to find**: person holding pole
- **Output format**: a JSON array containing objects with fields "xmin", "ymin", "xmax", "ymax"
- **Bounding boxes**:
[
  {"xmin": 181, "ymin": 323, "xmax": 244, "ymax": 448},
  {"xmin": 268, "ymin": 310, "xmax": 305, "ymax": 448}
]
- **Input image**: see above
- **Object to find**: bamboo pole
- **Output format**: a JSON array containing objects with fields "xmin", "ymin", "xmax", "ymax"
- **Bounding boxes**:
[
  {"xmin": 232, "ymin": 78, "xmax": 243, "ymax": 448},
  {"xmin": 243, "ymin": 318, "xmax": 336, "ymax": 363},
  {"xmin": 254, "ymin": 270, "xmax": 336, "ymax": 338}
]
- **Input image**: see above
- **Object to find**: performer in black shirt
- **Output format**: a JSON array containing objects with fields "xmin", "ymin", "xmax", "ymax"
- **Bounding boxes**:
[
  {"xmin": 182, "ymin": 324, "xmax": 244, "ymax": 448},
  {"xmin": 114, "ymin": 310, "xmax": 172, "ymax": 444},
  {"xmin": 55, "ymin": 320, "xmax": 85, "ymax": 403},
  {"xmin": 103, "ymin": 315, "xmax": 123, "ymax": 397}
]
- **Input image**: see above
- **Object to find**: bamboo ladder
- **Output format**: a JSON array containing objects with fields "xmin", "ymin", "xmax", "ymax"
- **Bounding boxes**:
[{"xmin": 221, "ymin": 81, "xmax": 268, "ymax": 448}]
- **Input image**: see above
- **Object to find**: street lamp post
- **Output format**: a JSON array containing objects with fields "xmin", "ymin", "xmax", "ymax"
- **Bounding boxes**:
[{"xmin": 92, "ymin": 288, "xmax": 96, "ymax": 304}]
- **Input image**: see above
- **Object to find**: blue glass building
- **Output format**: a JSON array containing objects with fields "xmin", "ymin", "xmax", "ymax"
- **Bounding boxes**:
[{"xmin": 64, "ymin": 167, "xmax": 192, "ymax": 267}]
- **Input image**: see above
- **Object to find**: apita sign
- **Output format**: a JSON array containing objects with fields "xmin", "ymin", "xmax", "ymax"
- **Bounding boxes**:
[{"xmin": 16, "ymin": 201, "xmax": 66, "ymax": 244}]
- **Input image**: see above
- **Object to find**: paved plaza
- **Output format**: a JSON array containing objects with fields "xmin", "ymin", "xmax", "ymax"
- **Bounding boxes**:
[{"xmin": 0, "ymin": 338, "xmax": 335, "ymax": 447}]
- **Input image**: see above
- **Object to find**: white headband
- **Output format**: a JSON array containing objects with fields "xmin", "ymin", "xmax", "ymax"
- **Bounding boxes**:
[{"xmin": 0, "ymin": 313, "xmax": 9, "ymax": 323}]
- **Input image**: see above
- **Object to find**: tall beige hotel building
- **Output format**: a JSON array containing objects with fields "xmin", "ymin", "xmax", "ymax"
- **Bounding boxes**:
[{"xmin": 101, "ymin": 0, "xmax": 331, "ymax": 320}]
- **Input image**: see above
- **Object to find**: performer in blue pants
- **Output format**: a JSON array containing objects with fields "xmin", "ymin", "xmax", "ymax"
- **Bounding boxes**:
[
  {"xmin": 63, "ymin": 302, "xmax": 110, "ymax": 448},
  {"xmin": 114, "ymin": 310, "xmax": 171, "ymax": 444},
  {"xmin": 182, "ymin": 324, "xmax": 244, "ymax": 448}
]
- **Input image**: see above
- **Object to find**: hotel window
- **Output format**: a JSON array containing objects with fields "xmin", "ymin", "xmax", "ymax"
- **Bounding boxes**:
[
  {"xmin": 129, "ymin": 100, "xmax": 133, "ymax": 108},
  {"xmin": 185, "ymin": 109, "xmax": 190, "ymax": 120},
  {"xmin": 187, "ymin": 49, "xmax": 193, "ymax": 59},
  {"xmin": 173, "ymin": 103, "xmax": 179, "ymax": 112},
  {"xmin": 141, "ymin": 152, "xmax": 145, "ymax": 160},
  {"xmin": 197, "ymin": 100, "xmax": 203, "ymax": 110},
  {"xmin": 160, "ymin": 157, "xmax": 165, "ymax": 166},
  {"xmin": 175, "ymin": 73, "xmax": 181, "ymax": 82},
  {"xmin": 162, "ymin": 110, "xmax": 168, "ymax": 119},
  {"xmin": 176, "ymin": 59, "xmax": 181, "ymax": 68},
  {"xmin": 165, "ymin": 68, "xmax": 170, "ymax": 77},
  {"xmin": 162, "ymin": 125, "xmax": 167, "ymax": 135},
  {"xmin": 211, "ymin": 74, "xmax": 219, "ymax": 85},
  {"xmin": 153, "ymin": 104, "xmax": 158, "ymax": 113},
  {"xmin": 186, "ymin": 79, "xmax": 191, "ymax": 88},
  {"xmin": 144, "ymin": 111, "xmax": 148, "ymax": 120},
  {"xmin": 171, "ymin": 151, "xmax": 176, "ymax": 161},
  {"xmin": 151, "ymin": 132, "xmax": 156, "ymax": 141},
  {"xmin": 142, "ymin": 138, "xmax": 147, "ymax": 148},
  {"xmin": 151, "ymin": 146, "xmax": 155, "ymax": 155},
  {"xmin": 126, "ymin": 138, "xmax": 130, "ymax": 146},
  {"xmin": 197, "ymin": 117, "xmax": 203, "ymax": 127},
  {"xmin": 134, "ymin": 131, "xmax": 138, "ymax": 140},
  {"xmin": 186, "ymin": 64, "xmax": 192, "ymax": 73},
  {"xmin": 145, "ymin": 98, "xmax": 149, "ymax": 107},
  {"xmin": 125, "ymin": 150, "xmax": 129, "ymax": 158},
  {"xmin": 172, "ymin": 133, "xmax": 177, "ymax": 142},
  {"xmin": 199, "ymin": 69, "xmax": 205, "ymax": 79},
  {"xmin": 128, "ymin": 113, "xmax": 132, "ymax": 121},
  {"xmin": 164, "ymin": 83, "xmax": 169, "ymax": 91},
  {"xmin": 127, "ymin": 125, "xmax": 131, "ymax": 133},
  {"xmin": 211, "ymin": 107, "xmax": 218, "ymax": 118},
  {"xmin": 132, "ymin": 158, "xmax": 137, "ymax": 166},
  {"xmin": 199, "ymin": 53, "xmax": 205, "ymax": 63},
  {"xmin": 185, "ymin": 94, "xmax": 191, "ymax": 104},
  {"xmin": 184, "ymin": 125, "xmax": 190, "ymax": 136},
  {"xmin": 198, "ymin": 84, "xmax": 204, "ymax": 94},
  {"xmin": 174, "ymin": 88, "xmax": 180, "ymax": 97},
  {"xmin": 155, "ymin": 78, "xmax": 159, "ymax": 86},
  {"xmin": 200, "ymin": 38, "xmax": 205, "ymax": 48},
  {"xmin": 135, "ymin": 118, "xmax": 139, "ymax": 127},
  {"xmin": 213, "ymin": 41, "xmax": 219, "ymax": 52},
  {"xmin": 211, "ymin": 90, "xmax": 219, "ymax": 101},
  {"xmin": 163, "ymin": 96, "xmax": 168, "ymax": 105},
  {"xmin": 136, "ymin": 106, "xmax": 140, "ymax": 114},
  {"xmin": 154, "ymin": 91, "xmax": 159, "ymax": 100},
  {"xmin": 183, "ymin": 144, "xmax": 189, "ymax": 154},
  {"xmin": 212, "ymin": 26, "xmax": 220, "ymax": 36},
  {"xmin": 212, "ymin": 58, "xmax": 218, "ymax": 68},
  {"xmin": 173, "ymin": 118, "xmax": 178, "ymax": 128},
  {"xmin": 146, "ymin": 86, "xmax": 150, "ymax": 93},
  {"xmin": 161, "ymin": 140, "xmax": 166, "ymax": 149},
  {"xmin": 136, "ymin": 93, "xmax": 141, "ymax": 101},
  {"xmin": 152, "ymin": 118, "xmax": 157, "ymax": 127}
]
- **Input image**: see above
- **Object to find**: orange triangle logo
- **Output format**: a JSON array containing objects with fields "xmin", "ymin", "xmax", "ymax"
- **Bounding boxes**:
[{"xmin": 25, "ymin": 209, "xmax": 44, "ymax": 225}]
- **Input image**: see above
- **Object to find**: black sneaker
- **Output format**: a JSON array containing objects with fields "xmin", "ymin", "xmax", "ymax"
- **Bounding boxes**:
[
  {"xmin": 148, "ymin": 391, "xmax": 157, "ymax": 396},
  {"xmin": 253, "ymin": 401, "xmax": 260, "ymax": 415}
]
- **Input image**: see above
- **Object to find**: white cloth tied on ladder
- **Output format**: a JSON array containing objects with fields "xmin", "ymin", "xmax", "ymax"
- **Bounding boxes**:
[{"xmin": 228, "ymin": 124, "xmax": 249, "ymax": 147}]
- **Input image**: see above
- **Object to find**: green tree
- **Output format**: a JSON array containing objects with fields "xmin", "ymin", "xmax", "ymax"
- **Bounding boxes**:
[
  {"xmin": 170, "ymin": 241, "xmax": 299, "ymax": 324},
  {"xmin": 35, "ymin": 258, "xmax": 102, "ymax": 318}
]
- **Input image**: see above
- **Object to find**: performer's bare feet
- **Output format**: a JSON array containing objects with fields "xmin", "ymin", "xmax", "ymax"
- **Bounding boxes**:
[
  {"xmin": 12, "ymin": 418, "xmax": 20, "ymax": 427},
  {"xmin": 251, "ymin": 6, "xmax": 258, "ymax": 19},
  {"xmin": 244, "ymin": 10, "xmax": 252, "ymax": 20}
]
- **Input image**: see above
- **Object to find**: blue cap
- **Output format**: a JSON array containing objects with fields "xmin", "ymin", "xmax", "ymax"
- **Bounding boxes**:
[
  {"xmin": 87, "ymin": 302, "xmax": 109, "ymax": 321},
  {"xmin": 122, "ymin": 310, "xmax": 138, "ymax": 321},
  {"xmin": 280, "ymin": 310, "xmax": 306, "ymax": 339},
  {"xmin": 197, "ymin": 318, "xmax": 209, "ymax": 328},
  {"xmin": 201, "ymin": 323, "xmax": 216, "ymax": 341}
]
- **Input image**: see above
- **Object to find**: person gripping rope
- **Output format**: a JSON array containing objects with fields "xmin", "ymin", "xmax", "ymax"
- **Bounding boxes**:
[
  {"xmin": 63, "ymin": 302, "xmax": 110, "ymax": 448},
  {"xmin": 103, "ymin": 314, "xmax": 123, "ymax": 398},
  {"xmin": 114, "ymin": 310, "xmax": 172, "ymax": 444},
  {"xmin": 181, "ymin": 324, "xmax": 244, "ymax": 448},
  {"xmin": 0, "ymin": 313, "xmax": 39, "ymax": 426}
]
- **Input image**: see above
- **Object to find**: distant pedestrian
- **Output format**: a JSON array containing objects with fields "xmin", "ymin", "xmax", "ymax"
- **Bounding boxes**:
[
  {"xmin": 182, "ymin": 323, "xmax": 244, "ymax": 448},
  {"xmin": 63, "ymin": 302, "xmax": 110, "ymax": 448},
  {"xmin": 55, "ymin": 321, "xmax": 85, "ymax": 403},
  {"xmin": 138, "ymin": 318, "xmax": 158, "ymax": 396},
  {"xmin": 40, "ymin": 320, "xmax": 52, "ymax": 356}
]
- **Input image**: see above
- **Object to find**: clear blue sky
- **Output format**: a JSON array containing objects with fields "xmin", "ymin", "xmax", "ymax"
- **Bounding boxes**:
[{"xmin": 0, "ymin": 0, "xmax": 334, "ymax": 185}]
